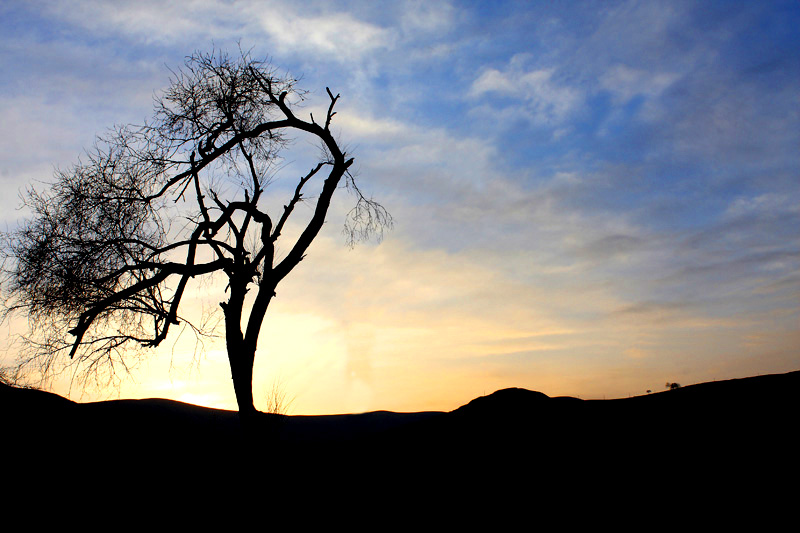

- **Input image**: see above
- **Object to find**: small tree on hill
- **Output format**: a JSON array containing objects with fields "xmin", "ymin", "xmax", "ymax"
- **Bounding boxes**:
[{"xmin": 0, "ymin": 49, "xmax": 390, "ymax": 417}]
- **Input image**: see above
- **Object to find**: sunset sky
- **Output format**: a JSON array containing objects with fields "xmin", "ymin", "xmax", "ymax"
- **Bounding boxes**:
[{"xmin": 1, "ymin": 0, "xmax": 798, "ymax": 415}]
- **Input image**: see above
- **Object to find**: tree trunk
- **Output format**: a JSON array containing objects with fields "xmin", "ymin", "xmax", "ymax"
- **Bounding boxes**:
[
  {"xmin": 222, "ymin": 283, "xmax": 257, "ymax": 417},
  {"xmin": 229, "ymin": 344, "xmax": 257, "ymax": 417}
]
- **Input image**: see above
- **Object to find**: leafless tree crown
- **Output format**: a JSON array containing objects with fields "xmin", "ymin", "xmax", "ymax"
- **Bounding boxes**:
[{"xmin": 1, "ymin": 49, "xmax": 390, "ymax": 395}]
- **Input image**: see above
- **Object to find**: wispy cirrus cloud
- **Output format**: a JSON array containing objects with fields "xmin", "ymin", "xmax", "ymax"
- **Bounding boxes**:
[
  {"xmin": 39, "ymin": 0, "xmax": 239, "ymax": 44},
  {"xmin": 469, "ymin": 55, "xmax": 583, "ymax": 126},
  {"xmin": 34, "ymin": 0, "xmax": 397, "ymax": 63},
  {"xmin": 253, "ymin": 7, "xmax": 394, "ymax": 62},
  {"xmin": 599, "ymin": 64, "xmax": 679, "ymax": 104}
]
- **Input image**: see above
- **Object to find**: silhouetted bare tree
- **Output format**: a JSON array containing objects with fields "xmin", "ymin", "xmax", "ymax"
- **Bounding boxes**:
[{"xmin": 0, "ymin": 49, "xmax": 390, "ymax": 416}]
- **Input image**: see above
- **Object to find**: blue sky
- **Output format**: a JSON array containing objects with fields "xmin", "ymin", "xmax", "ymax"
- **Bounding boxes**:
[{"xmin": 1, "ymin": 0, "xmax": 798, "ymax": 414}]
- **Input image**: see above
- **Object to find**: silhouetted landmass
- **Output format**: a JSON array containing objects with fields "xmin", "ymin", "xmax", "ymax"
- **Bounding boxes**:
[{"xmin": 2, "ymin": 371, "xmax": 796, "ymax": 516}]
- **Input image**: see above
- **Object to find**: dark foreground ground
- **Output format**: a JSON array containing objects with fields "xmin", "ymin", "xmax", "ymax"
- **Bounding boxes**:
[{"xmin": 2, "ymin": 370, "xmax": 797, "ymax": 521}]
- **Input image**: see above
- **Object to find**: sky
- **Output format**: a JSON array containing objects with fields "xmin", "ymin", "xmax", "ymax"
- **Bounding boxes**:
[{"xmin": 0, "ymin": 0, "xmax": 798, "ymax": 415}]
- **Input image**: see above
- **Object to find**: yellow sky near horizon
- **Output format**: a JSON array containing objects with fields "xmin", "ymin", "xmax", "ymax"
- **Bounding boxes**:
[{"xmin": 5, "ymin": 229, "xmax": 796, "ymax": 416}]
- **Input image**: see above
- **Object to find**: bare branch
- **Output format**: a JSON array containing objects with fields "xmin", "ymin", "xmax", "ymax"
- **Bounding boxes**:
[
  {"xmin": 271, "ymin": 162, "xmax": 327, "ymax": 242},
  {"xmin": 324, "ymin": 87, "xmax": 339, "ymax": 131},
  {"xmin": 343, "ymin": 170, "xmax": 394, "ymax": 246}
]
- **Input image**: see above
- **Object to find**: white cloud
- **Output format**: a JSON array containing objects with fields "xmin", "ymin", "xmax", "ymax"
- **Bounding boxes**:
[
  {"xmin": 42, "ymin": 0, "xmax": 235, "ymax": 45},
  {"xmin": 399, "ymin": 0, "xmax": 455, "ymax": 34},
  {"xmin": 725, "ymin": 193, "xmax": 800, "ymax": 219},
  {"xmin": 470, "ymin": 56, "xmax": 582, "ymax": 125},
  {"xmin": 38, "ymin": 0, "xmax": 394, "ymax": 61},
  {"xmin": 332, "ymin": 109, "xmax": 411, "ymax": 143},
  {"xmin": 470, "ymin": 68, "xmax": 513, "ymax": 95},
  {"xmin": 600, "ymin": 64, "xmax": 678, "ymax": 103},
  {"xmin": 254, "ymin": 7, "xmax": 394, "ymax": 62}
]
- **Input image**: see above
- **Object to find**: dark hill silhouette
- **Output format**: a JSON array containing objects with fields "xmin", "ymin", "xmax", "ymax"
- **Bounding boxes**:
[
  {"xmin": 3, "ymin": 370, "xmax": 797, "ymax": 517},
  {"xmin": 4, "ymin": 371, "xmax": 797, "ymax": 453}
]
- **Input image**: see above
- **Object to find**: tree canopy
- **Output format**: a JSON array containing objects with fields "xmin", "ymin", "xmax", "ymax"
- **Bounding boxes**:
[{"xmin": 1, "ymin": 49, "xmax": 390, "ymax": 414}]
